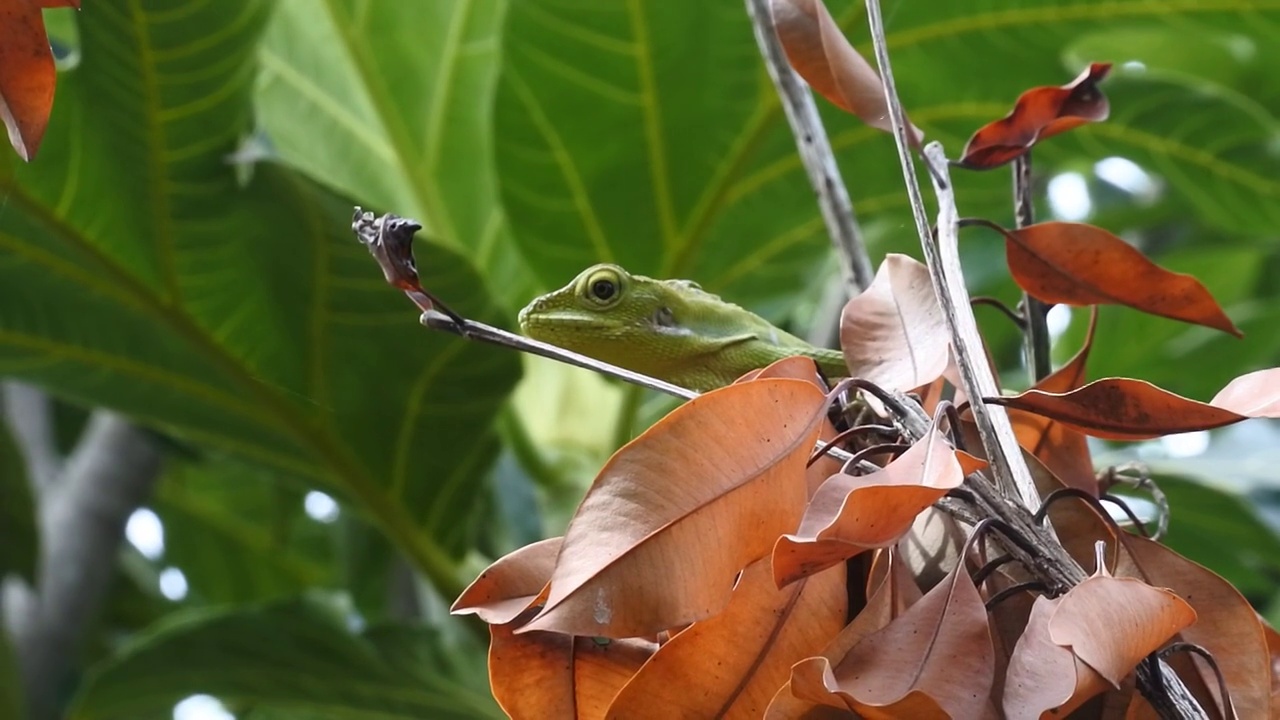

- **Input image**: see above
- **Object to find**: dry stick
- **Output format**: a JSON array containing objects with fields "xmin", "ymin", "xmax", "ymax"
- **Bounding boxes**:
[
  {"xmin": 860, "ymin": 0, "xmax": 1039, "ymax": 513},
  {"xmin": 1013, "ymin": 153, "xmax": 1053, "ymax": 381},
  {"xmin": 861, "ymin": 2, "xmax": 1207, "ymax": 716},
  {"xmin": 743, "ymin": 0, "xmax": 874, "ymax": 295}
]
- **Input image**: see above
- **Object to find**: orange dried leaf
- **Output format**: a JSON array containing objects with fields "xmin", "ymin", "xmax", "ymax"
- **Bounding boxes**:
[
  {"xmin": 523, "ymin": 379, "xmax": 828, "ymax": 637},
  {"xmin": 607, "ymin": 559, "xmax": 847, "ymax": 719},
  {"xmin": 1003, "ymin": 596, "xmax": 1111, "ymax": 719},
  {"xmin": 1210, "ymin": 367, "xmax": 1280, "ymax": 417},
  {"xmin": 987, "ymin": 378, "xmax": 1247, "ymax": 440},
  {"xmin": 1048, "ymin": 573, "xmax": 1196, "ymax": 686},
  {"xmin": 959, "ymin": 63, "xmax": 1111, "ymax": 169},
  {"xmin": 1117, "ymin": 534, "xmax": 1272, "ymax": 718},
  {"xmin": 840, "ymin": 254, "xmax": 948, "ymax": 393},
  {"xmin": 452, "ymin": 537, "xmax": 562, "ymax": 625},
  {"xmin": 1008, "ymin": 307, "xmax": 1098, "ymax": 493},
  {"xmin": 743, "ymin": 357, "xmax": 843, "ymax": 497},
  {"xmin": 489, "ymin": 619, "xmax": 655, "ymax": 720},
  {"xmin": 0, "ymin": 0, "xmax": 71, "ymax": 160},
  {"xmin": 772, "ymin": 426, "xmax": 964, "ymax": 586},
  {"xmin": 1001, "ymin": 222, "xmax": 1241, "ymax": 337},
  {"xmin": 817, "ymin": 559, "xmax": 995, "ymax": 719},
  {"xmin": 769, "ymin": 0, "xmax": 922, "ymax": 144}
]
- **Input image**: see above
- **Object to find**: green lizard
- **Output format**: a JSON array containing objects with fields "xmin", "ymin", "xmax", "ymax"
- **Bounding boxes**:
[{"xmin": 517, "ymin": 263, "xmax": 848, "ymax": 392}]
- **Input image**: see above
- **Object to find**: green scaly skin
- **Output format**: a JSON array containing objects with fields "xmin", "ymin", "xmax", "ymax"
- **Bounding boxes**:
[{"xmin": 518, "ymin": 264, "xmax": 848, "ymax": 392}]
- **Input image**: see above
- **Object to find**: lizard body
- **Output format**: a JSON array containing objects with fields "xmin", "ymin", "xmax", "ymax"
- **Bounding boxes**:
[{"xmin": 518, "ymin": 264, "xmax": 847, "ymax": 392}]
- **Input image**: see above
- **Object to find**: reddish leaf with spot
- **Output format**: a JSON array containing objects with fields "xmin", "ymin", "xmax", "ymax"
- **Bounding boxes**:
[
  {"xmin": 0, "ymin": 0, "xmax": 78, "ymax": 161},
  {"xmin": 769, "ymin": 0, "xmax": 922, "ymax": 144},
  {"xmin": 489, "ymin": 617, "xmax": 656, "ymax": 720},
  {"xmin": 1117, "ymin": 534, "xmax": 1272, "ymax": 718},
  {"xmin": 1003, "ymin": 595, "xmax": 1111, "ymax": 719},
  {"xmin": 1048, "ymin": 566, "xmax": 1196, "ymax": 687},
  {"xmin": 785, "ymin": 557, "xmax": 995, "ymax": 718},
  {"xmin": 607, "ymin": 559, "xmax": 847, "ymax": 719},
  {"xmin": 959, "ymin": 63, "xmax": 1111, "ymax": 169},
  {"xmin": 1008, "ymin": 307, "xmax": 1098, "ymax": 493},
  {"xmin": 840, "ymin": 254, "xmax": 949, "ymax": 393},
  {"xmin": 452, "ymin": 537, "xmax": 562, "ymax": 625},
  {"xmin": 998, "ymin": 222, "xmax": 1241, "ymax": 337},
  {"xmin": 522, "ymin": 378, "xmax": 829, "ymax": 638},
  {"xmin": 772, "ymin": 425, "xmax": 964, "ymax": 587}
]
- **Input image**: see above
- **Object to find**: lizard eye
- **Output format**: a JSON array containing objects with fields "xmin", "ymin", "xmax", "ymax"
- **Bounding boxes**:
[{"xmin": 581, "ymin": 267, "xmax": 624, "ymax": 306}]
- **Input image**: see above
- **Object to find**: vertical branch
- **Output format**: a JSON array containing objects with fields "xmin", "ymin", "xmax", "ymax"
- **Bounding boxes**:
[
  {"xmin": 744, "ymin": 0, "xmax": 875, "ymax": 295},
  {"xmin": 1013, "ymin": 154, "xmax": 1052, "ymax": 381}
]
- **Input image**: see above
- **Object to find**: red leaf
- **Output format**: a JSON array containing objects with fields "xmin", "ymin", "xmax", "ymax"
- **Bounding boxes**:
[
  {"xmin": 959, "ymin": 63, "xmax": 1111, "ymax": 169},
  {"xmin": 987, "ymin": 377, "xmax": 1246, "ymax": 440},
  {"xmin": 0, "ymin": 0, "xmax": 73, "ymax": 160},
  {"xmin": 1000, "ymin": 222, "xmax": 1241, "ymax": 337},
  {"xmin": 769, "ymin": 0, "xmax": 922, "ymax": 144}
]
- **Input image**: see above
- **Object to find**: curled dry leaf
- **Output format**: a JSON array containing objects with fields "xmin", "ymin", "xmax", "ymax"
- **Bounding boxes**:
[
  {"xmin": 987, "ymin": 378, "xmax": 1247, "ymax": 440},
  {"xmin": 772, "ymin": 425, "xmax": 964, "ymax": 587},
  {"xmin": 959, "ymin": 62, "xmax": 1111, "ymax": 169},
  {"xmin": 1048, "ymin": 571, "xmax": 1196, "ymax": 687},
  {"xmin": 490, "ymin": 617, "xmax": 656, "ymax": 720},
  {"xmin": 1117, "ymin": 534, "xmax": 1272, "ymax": 718},
  {"xmin": 840, "ymin": 254, "xmax": 949, "ymax": 393},
  {"xmin": 769, "ymin": 0, "xmax": 922, "ymax": 144},
  {"xmin": 522, "ymin": 379, "xmax": 828, "ymax": 638},
  {"xmin": 0, "ymin": 0, "xmax": 79, "ymax": 160},
  {"xmin": 607, "ymin": 559, "xmax": 846, "ymax": 719},
  {"xmin": 788, "ymin": 558, "xmax": 994, "ymax": 719},
  {"xmin": 1003, "ymin": 596, "xmax": 1111, "ymax": 720},
  {"xmin": 1008, "ymin": 307, "xmax": 1098, "ymax": 493},
  {"xmin": 1000, "ymin": 222, "xmax": 1242, "ymax": 338},
  {"xmin": 768, "ymin": 549, "xmax": 921, "ymax": 719},
  {"xmin": 452, "ymin": 536, "xmax": 562, "ymax": 625}
]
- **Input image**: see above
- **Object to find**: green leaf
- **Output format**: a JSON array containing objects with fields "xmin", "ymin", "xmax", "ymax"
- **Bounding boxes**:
[
  {"xmin": 69, "ymin": 595, "xmax": 502, "ymax": 720},
  {"xmin": 0, "ymin": 416, "xmax": 37, "ymax": 583},
  {"xmin": 255, "ymin": 0, "xmax": 536, "ymax": 307},
  {"xmin": 0, "ymin": 0, "xmax": 520, "ymax": 597},
  {"xmin": 0, "ymin": 624, "xmax": 21, "ymax": 720}
]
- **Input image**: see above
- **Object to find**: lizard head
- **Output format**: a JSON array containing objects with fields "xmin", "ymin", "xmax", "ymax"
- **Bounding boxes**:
[{"xmin": 518, "ymin": 263, "xmax": 714, "ymax": 376}]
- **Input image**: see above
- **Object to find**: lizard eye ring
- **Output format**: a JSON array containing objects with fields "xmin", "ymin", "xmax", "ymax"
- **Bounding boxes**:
[{"xmin": 581, "ymin": 267, "xmax": 623, "ymax": 306}]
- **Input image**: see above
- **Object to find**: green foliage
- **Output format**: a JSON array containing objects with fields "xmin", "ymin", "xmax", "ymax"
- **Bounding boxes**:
[{"xmin": 0, "ymin": 0, "xmax": 1277, "ymax": 717}]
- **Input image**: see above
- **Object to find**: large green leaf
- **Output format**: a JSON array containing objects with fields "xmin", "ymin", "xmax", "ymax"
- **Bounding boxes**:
[
  {"xmin": 0, "ymin": 0, "xmax": 520, "ymax": 596},
  {"xmin": 255, "ymin": 0, "xmax": 535, "ymax": 306},
  {"xmin": 494, "ymin": 1, "xmax": 1280, "ymax": 306},
  {"xmin": 69, "ymin": 595, "xmax": 501, "ymax": 720},
  {"xmin": 0, "ymin": 416, "xmax": 37, "ymax": 583},
  {"xmin": 0, "ymin": 624, "xmax": 20, "ymax": 720}
]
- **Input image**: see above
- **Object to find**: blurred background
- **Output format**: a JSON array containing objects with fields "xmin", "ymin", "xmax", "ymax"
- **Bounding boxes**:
[{"xmin": 1, "ymin": 1, "xmax": 1278, "ymax": 718}]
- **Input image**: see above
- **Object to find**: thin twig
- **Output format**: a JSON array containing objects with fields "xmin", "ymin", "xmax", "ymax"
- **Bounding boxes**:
[
  {"xmin": 744, "ymin": 0, "xmax": 874, "ymax": 295},
  {"xmin": 1013, "ymin": 153, "xmax": 1053, "ymax": 381}
]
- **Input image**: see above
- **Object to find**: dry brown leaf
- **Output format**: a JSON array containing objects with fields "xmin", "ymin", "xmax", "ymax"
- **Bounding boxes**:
[
  {"xmin": 1008, "ymin": 307, "xmax": 1098, "ymax": 493},
  {"xmin": 840, "ymin": 254, "xmax": 948, "ymax": 392},
  {"xmin": 1210, "ymin": 367, "xmax": 1280, "ymax": 417},
  {"xmin": 1263, "ymin": 619, "xmax": 1280, "ymax": 714},
  {"xmin": 1048, "ymin": 571, "xmax": 1196, "ymax": 687},
  {"xmin": 1000, "ymin": 222, "xmax": 1241, "ymax": 337},
  {"xmin": 607, "ymin": 559, "xmax": 846, "ymax": 719},
  {"xmin": 772, "ymin": 426, "xmax": 964, "ymax": 586},
  {"xmin": 489, "ymin": 617, "xmax": 656, "ymax": 720},
  {"xmin": 452, "ymin": 537, "xmax": 562, "ymax": 625},
  {"xmin": 523, "ymin": 379, "xmax": 828, "ymax": 637},
  {"xmin": 987, "ymin": 378, "xmax": 1247, "ymax": 440},
  {"xmin": 958, "ymin": 63, "xmax": 1111, "ymax": 169},
  {"xmin": 802, "ymin": 558, "xmax": 994, "ymax": 718},
  {"xmin": 744, "ymin": 357, "xmax": 844, "ymax": 497},
  {"xmin": 769, "ymin": 0, "xmax": 922, "ymax": 144},
  {"xmin": 1003, "ymin": 595, "xmax": 1112, "ymax": 719},
  {"xmin": 767, "ymin": 550, "xmax": 920, "ymax": 719},
  {"xmin": 1116, "ymin": 534, "xmax": 1272, "ymax": 718},
  {"xmin": 0, "ymin": 0, "xmax": 77, "ymax": 160}
]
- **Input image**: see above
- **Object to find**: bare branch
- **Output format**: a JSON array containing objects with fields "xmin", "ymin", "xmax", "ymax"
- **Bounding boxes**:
[
  {"xmin": 744, "ymin": 0, "xmax": 875, "ymax": 295},
  {"xmin": 2, "ymin": 383, "xmax": 62, "ymax": 492}
]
